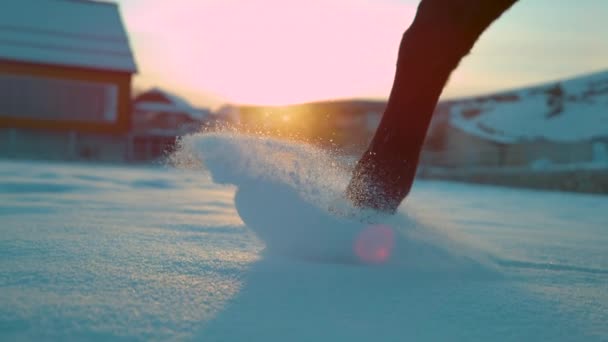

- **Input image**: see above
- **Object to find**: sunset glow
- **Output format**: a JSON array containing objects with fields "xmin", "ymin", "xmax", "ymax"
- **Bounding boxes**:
[
  {"xmin": 119, "ymin": 0, "xmax": 608, "ymax": 107},
  {"xmin": 124, "ymin": 0, "xmax": 413, "ymax": 106}
]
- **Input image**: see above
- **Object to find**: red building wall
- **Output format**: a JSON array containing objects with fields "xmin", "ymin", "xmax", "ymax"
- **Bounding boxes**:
[{"xmin": 0, "ymin": 59, "xmax": 132, "ymax": 134}]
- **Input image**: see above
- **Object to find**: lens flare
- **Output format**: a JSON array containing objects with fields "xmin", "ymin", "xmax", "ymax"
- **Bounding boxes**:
[{"xmin": 354, "ymin": 224, "xmax": 395, "ymax": 264}]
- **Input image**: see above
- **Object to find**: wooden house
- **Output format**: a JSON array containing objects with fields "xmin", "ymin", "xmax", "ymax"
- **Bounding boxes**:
[
  {"xmin": 130, "ymin": 88, "xmax": 210, "ymax": 161},
  {"xmin": 0, "ymin": 0, "xmax": 137, "ymax": 161}
]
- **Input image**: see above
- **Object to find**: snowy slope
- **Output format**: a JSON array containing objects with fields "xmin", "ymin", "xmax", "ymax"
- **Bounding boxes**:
[
  {"xmin": 1, "ymin": 134, "xmax": 608, "ymax": 341},
  {"xmin": 449, "ymin": 70, "xmax": 608, "ymax": 143}
]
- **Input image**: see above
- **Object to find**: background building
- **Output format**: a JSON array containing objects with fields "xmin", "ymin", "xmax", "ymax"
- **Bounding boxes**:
[
  {"xmin": 0, "ymin": 0, "xmax": 137, "ymax": 161},
  {"xmin": 130, "ymin": 88, "xmax": 210, "ymax": 161}
]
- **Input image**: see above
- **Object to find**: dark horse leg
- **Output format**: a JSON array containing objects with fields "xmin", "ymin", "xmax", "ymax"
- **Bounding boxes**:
[{"xmin": 347, "ymin": 0, "xmax": 518, "ymax": 213}]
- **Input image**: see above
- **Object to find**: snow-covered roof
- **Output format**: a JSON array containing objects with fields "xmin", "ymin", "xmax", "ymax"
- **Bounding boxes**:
[
  {"xmin": 0, "ymin": 0, "xmax": 137, "ymax": 73},
  {"xmin": 135, "ymin": 88, "xmax": 209, "ymax": 121},
  {"xmin": 449, "ymin": 70, "xmax": 608, "ymax": 144}
]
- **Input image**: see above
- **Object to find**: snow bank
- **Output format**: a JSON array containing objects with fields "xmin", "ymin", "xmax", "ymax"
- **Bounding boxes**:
[
  {"xmin": 176, "ymin": 132, "xmax": 495, "ymax": 273},
  {"xmin": 2, "ymin": 159, "xmax": 606, "ymax": 340}
]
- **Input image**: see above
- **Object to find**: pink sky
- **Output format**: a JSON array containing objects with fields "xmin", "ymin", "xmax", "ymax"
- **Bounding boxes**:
[{"xmin": 119, "ymin": 0, "xmax": 608, "ymax": 108}]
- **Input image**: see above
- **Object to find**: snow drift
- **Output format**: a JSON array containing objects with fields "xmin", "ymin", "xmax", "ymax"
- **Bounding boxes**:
[{"xmin": 176, "ymin": 132, "xmax": 495, "ymax": 273}]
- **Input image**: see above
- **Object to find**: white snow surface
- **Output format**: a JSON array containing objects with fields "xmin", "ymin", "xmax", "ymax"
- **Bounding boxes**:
[
  {"xmin": 450, "ymin": 70, "xmax": 608, "ymax": 143},
  {"xmin": 1, "ymin": 133, "xmax": 608, "ymax": 341}
]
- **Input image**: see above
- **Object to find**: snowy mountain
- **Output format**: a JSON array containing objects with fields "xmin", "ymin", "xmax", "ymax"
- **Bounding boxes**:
[{"xmin": 444, "ymin": 70, "xmax": 608, "ymax": 143}]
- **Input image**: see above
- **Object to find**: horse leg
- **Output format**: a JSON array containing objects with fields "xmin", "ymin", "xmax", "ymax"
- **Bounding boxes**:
[{"xmin": 347, "ymin": 0, "xmax": 518, "ymax": 213}]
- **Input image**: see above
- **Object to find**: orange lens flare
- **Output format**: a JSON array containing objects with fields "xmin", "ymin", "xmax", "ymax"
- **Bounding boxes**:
[{"xmin": 354, "ymin": 224, "xmax": 395, "ymax": 264}]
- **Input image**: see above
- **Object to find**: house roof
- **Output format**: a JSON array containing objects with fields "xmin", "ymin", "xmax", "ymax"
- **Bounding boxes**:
[
  {"xmin": 0, "ymin": 0, "xmax": 137, "ymax": 73},
  {"xmin": 134, "ymin": 88, "xmax": 209, "ymax": 121}
]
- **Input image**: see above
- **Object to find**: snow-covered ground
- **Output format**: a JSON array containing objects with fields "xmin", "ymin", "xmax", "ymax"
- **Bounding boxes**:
[{"xmin": 1, "ymin": 133, "xmax": 607, "ymax": 341}]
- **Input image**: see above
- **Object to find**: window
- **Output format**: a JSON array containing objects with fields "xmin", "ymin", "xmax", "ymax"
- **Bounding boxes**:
[{"xmin": 0, "ymin": 73, "xmax": 118, "ymax": 123}]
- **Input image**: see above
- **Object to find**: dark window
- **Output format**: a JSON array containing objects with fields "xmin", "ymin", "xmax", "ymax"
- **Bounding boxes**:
[{"xmin": 0, "ymin": 73, "xmax": 117, "ymax": 122}]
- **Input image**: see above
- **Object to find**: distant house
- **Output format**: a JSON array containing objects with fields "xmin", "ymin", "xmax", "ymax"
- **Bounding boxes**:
[
  {"xmin": 0, "ymin": 0, "xmax": 137, "ymax": 161},
  {"xmin": 133, "ymin": 88, "xmax": 209, "ymax": 134},
  {"xmin": 422, "ymin": 125, "xmax": 596, "ymax": 168},
  {"xmin": 130, "ymin": 88, "xmax": 210, "ymax": 161}
]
